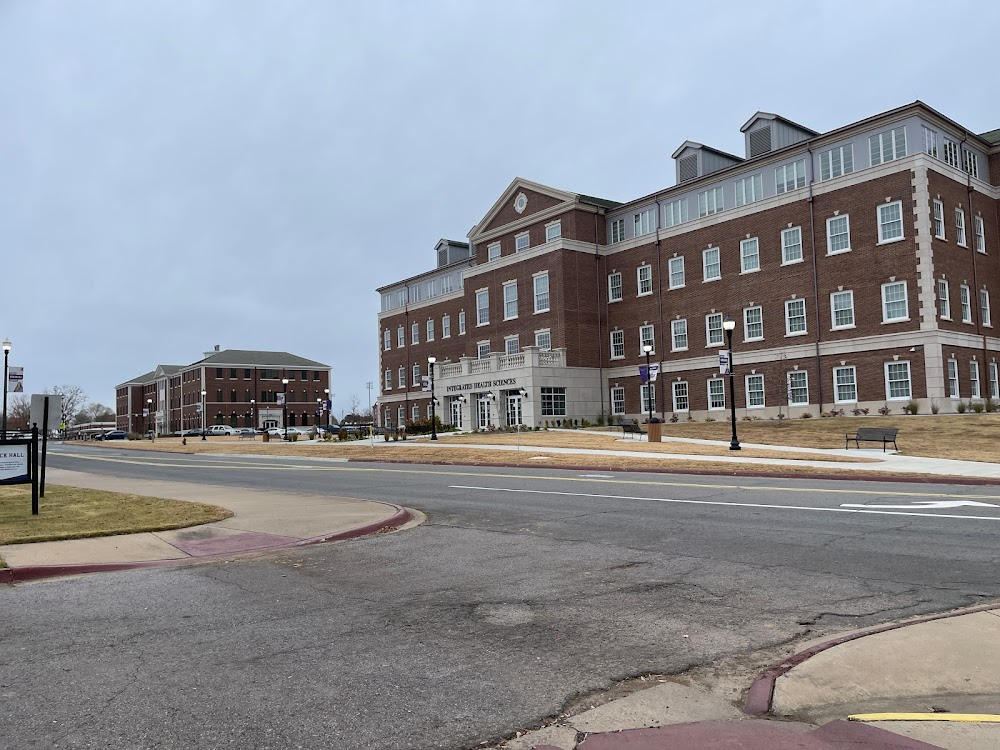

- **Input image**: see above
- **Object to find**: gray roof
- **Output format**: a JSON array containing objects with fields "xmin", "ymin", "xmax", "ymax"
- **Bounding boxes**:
[
  {"xmin": 192, "ymin": 349, "xmax": 330, "ymax": 369},
  {"xmin": 980, "ymin": 128, "xmax": 1000, "ymax": 145},
  {"xmin": 578, "ymin": 194, "xmax": 623, "ymax": 210},
  {"xmin": 119, "ymin": 369, "xmax": 158, "ymax": 387}
]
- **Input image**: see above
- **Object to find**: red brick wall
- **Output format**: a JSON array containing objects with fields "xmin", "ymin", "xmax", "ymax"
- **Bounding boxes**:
[{"xmin": 482, "ymin": 187, "xmax": 562, "ymax": 233}]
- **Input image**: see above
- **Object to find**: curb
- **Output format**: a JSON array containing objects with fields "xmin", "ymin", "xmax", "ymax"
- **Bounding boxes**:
[
  {"xmin": 743, "ymin": 601, "xmax": 1000, "ymax": 716},
  {"xmin": 0, "ymin": 505, "xmax": 412, "ymax": 585}
]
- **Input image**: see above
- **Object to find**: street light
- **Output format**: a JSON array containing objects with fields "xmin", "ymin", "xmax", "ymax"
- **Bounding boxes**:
[
  {"xmin": 200, "ymin": 389, "xmax": 207, "ymax": 440},
  {"xmin": 2, "ymin": 338, "xmax": 10, "ymax": 440},
  {"xmin": 427, "ymin": 356, "xmax": 437, "ymax": 440},
  {"xmin": 642, "ymin": 343, "xmax": 653, "ymax": 424},
  {"xmin": 316, "ymin": 397, "xmax": 323, "ymax": 436},
  {"xmin": 281, "ymin": 377, "xmax": 289, "ymax": 440},
  {"xmin": 324, "ymin": 388, "xmax": 331, "ymax": 432},
  {"xmin": 722, "ymin": 316, "xmax": 741, "ymax": 451},
  {"xmin": 146, "ymin": 398, "xmax": 153, "ymax": 440},
  {"xmin": 250, "ymin": 398, "xmax": 255, "ymax": 431}
]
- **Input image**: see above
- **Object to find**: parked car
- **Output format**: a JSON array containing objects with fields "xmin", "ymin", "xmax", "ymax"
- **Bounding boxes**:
[
  {"xmin": 182, "ymin": 429, "xmax": 204, "ymax": 437},
  {"xmin": 208, "ymin": 425, "xmax": 238, "ymax": 436},
  {"xmin": 102, "ymin": 430, "xmax": 128, "ymax": 441},
  {"xmin": 236, "ymin": 428, "xmax": 257, "ymax": 438},
  {"xmin": 265, "ymin": 427, "xmax": 304, "ymax": 437}
]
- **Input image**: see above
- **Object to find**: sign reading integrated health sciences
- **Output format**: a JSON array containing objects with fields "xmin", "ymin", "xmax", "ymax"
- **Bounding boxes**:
[{"xmin": 0, "ymin": 444, "xmax": 30, "ymax": 484}]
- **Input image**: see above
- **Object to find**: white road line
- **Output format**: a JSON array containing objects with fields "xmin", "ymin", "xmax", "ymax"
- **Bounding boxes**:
[{"xmin": 449, "ymin": 485, "xmax": 1000, "ymax": 522}]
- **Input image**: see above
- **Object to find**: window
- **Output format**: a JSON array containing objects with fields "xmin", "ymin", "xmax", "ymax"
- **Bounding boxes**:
[
  {"xmin": 743, "ymin": 306, "xmax": 763, "ymax": 341},
  {"xmin": 610, "ymin": 330, "xmax": 625, "ymax": 359},
  {"xmin": 781, "ymin": 226, "xmax": 802, "ymax": 264},
  {"xmin": 611, "ymin": 218, "xmax": 625, "ymax": 243},
  {"xmin": 540, "ymin": 387, "xmax": 566, "ymax": 416},
  {"xmin": 886, "ymin": 362, "xmax": 912, "ymax": 400},
  {"xmin": 974, "ymin": 216, "xmax": 986, "ymax": 254},
  {"xmin": 960, "ymin": 285, "xmax": 972, "ymax": 323},
  {"xmin": 504, "ymin": 336, "xmax": 520, "ymax": 355},
  {"xmin": 535, "ymin": 329, "xmax": 551, "ymax": 351},
  {"xmin": 947, "ymin": 360, "xmax": 960, "ymax": 398},
  {"xmin": 827, "ymin": 215, "xmax": 851, "ymax": 253},
  {"xmin": 963, "ymin": 148, "xmax": 980, "ymax": 179},
  {"xmin": 938, "ymin": 279, "xmax": 950, "ymax": 319},
  {"xmin": 384, "ymin": 370, "xmax": 391, "ymax": 390},
  {"xmin": 668, "ymin": 256, "xmax": 685, "ymax": 289},
  {"xmin": 397, "ymin": 367, "xmax": 405, "ymax": 388},
  {"xmin": 831, "ymin": 290, "xmax": 855, "ymax": 329},
  {"xmin": 956, "ymin": 208, "xmax": 967, "ymax": 246},
  {"xmin": 735, "ymin": 173, "xmax": 763, "ymax": 206},
  {"xmin": 933, "ymin": 200, "xmax": 945, "ymax": 239},
  {"xmin": 397, "ymin": 406, "xmax": 405, "ymax": 426},
  {"xmin": 740, "ymin": 237, "xmax": 760, "ymax": 273},
  {"xmin": 923, "ymin": 126, "xmax": 937, "ymax": 158},
  {"xmin": 706, "ymin": 312, "xmax": 724, "ymax": 346},
  {"xmin": 533, "ymin": 272, "xmax": 550, "ymax": 313},
  {"xmin": 426, "ymin": 319, "xmax": 434, "ymax": 341},
  {"xmin": 971, "ymin": 361, "xmax": 981, "ymax": 398},
  {"xmin": 383, "ymin": 329, "xmax": 391, "ymax": 351},
  {"xmin": 834, "ymin": 366, "xmax": 857, "ymax": 403},
  {"xmin": 640, "ymin": 384, "xmax": 656, "ymax": 414},
  {"xmin": 672, "ymin": 381, "xmax": 689, "ymax": 412},
  {"xmin": 878, "ymin": 201, "xmax": 904, "ymax": 243},
  {"xmin": 990, "ymin": 362, "xmax": 999, "ymax": 400},
  {"xmin": 515, "ymin": 233, "xmax": 530, "ymax": 252},
  {"xmin": 943, "ymin": 138, "xmax": 960, "ymax": 168},
  {"xmin": 412, "ymin": 364, "xmax": 420, "ymax": 386},
  {"xmin": 545, "ymin": 221, "xmax": 561, "ymax": 242},
  {"xmin": 637, "ymin": 265, "xmax": 653, "ymax": 295},
  {"xmin": 662, "ymin": 198, "xmax": 688, "ymax": 228},
  {"xmin": 477, "ymin": 341, "xmax": 491, "ymax": 359},
  {"xmin": 476, "ymin": 289, "xmax": 490, "ymax": 325},
  {"xmin": 216, "ymin": 368, "xmax": 223, "ymax": 377},
  {"xmin": 608, "ymin": 271, "xmax": 623, "ymax": 302},
  {"xmin": 981, "ymin": 288, "xmax": 992, "ymax": 327},
  {"xmin": 411, "ymin": 322, "xmax": 419, "ymax": 345},
  {"xmin": 788, "ymin": 371, "xmax": 809, "ymax": 405},
  {"xmin": 785, "ymin": 299, "xmax": 806, "ymax": 335},
  {"xmin": 503, "ymin": 282, "xmax": 518, "ymax": 320},
  {"xmin": 633, "ymin": 208, "xmax": 655, "ymax": 236},
  {"xmin": 397, "ymin": 326, "xmax": 405, "ymax": 348},
  {"xmin": 412, "ymin": 405, "xmax": 420, "ymax": 421},
  {"xmin": 442, "ymin": 314, "xmax": 451, "ymax": 338},
  {"xmin": 708, "ymin": 378, "xmax": 726, "ymax": 410},
  {"xmin": 487, "ymin": 242, "xmax": 501, "ymax": 261},
  {"xmin": 611, "ymin": 386, "xmax": 625, "ymax": 415},
  {"xmin": 869, "ymin": 126, "xmax": 906, "ymax": 165},
  {"xmin": 882, "ymin": 281, "xmax": 908, "ymax": 322},
  {"xmin": 639, "ymin": 324, "xmax": 655, "ymax": 354},
  {"xmin": 698, "ymin": 186, "xmax": 724, "ymax": 217},
  {"xmin": 745, "ymin": 374, "xmax": 765, "ymax": 408},
  {"xmin": 703, "ymin": 247, "xmax": 721, "ymax": 281},
  {"xmin": 819, "ymin": 144, "xmax": 854, "ymax": 181},
  {"xmin": 775, "ymin": 159, "xmax": 806, "ymax": 194},
  {"xmin": 671, "ymin": 319, "xmax": 688, "ymax": 351}
]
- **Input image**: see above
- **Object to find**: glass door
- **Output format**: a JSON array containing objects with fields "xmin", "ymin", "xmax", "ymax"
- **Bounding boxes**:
[{"xmin": 506, "ymin": 394, "xmax": 522, "ymax": 426}]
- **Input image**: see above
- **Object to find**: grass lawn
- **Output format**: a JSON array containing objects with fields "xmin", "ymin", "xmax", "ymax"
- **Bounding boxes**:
[{"xmin": 0, "ymin": 484, "xmax": 232, "ymax": 568}]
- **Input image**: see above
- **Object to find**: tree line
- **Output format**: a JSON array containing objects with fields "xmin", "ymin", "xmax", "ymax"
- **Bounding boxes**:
[{"xmin": 5, "ymin": 385, "xmax": 114, "ymax": 431}]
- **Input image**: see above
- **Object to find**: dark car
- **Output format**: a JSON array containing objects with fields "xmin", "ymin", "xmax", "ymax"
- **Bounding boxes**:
[
  {"xmin": 182, "ymin": 429, "xmax": 204, "ymax": 437},
  {"xmin": 102, "ymin": 430, "xmax": 128, "ymax": 441}
]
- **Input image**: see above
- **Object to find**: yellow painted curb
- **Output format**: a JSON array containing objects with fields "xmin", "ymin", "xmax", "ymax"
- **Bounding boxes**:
[{"xmin": 849, "ymin": 713, "xmax": 1000, "ymax": 723}]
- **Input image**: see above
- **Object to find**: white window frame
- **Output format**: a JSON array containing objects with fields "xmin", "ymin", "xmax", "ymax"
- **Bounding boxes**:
[
  {"xmin": 947, "ymin": 359, "xmax": 960, "ymax": 398},
  {"xmin": 943, "ymin": 138, "xmax": 960, "ymax": 168},
  {"xmin": 535, "ymin": 329, "xmax": 551, "ymax": 351},
  {"xmin": 971, "ymin": 361, "xmax": 981, "ymax": 398},
  {"xmin": 637, "ymin": 264, "xmax": 653, "ymax": 296},
  {"xmin": 545, "ymin": 221, "xmax": 561, "ymax": 243},
  {"xmin": 610, "ymin": 386, "xmax": 625, "ymax": 415},
  {"xmin": 703, "ymin": 247, "xmax": 721, "ymax": 282},
  {"xmin": 611, "ymin": 218, "xmax": 625, "ymax": 244},
  {"xmin": 923, "ymin": 126, "xmax": 937, "ymax": 158},
  {"xmin": 411, "ymin": 322, "xmax": 420, "ymax": 345},
  {"xmin": 956, "ymin": 208, "xmax": 967, "ymax": 246},
  {"xmin": 515, "ymin": 233, "xmax": 530, "ymax": 253},
  {"xmin": 960, "ymin": 285, "xmax": 972, "ymax": 323},
  {"xmin": 938, "ymin": 279, "xmax": 950, "ymax": 320},
  {"xmin": 781, "ymin": 226, "xmax": 803, "ymax": 265},
  {"xmin": 458, "ymin": 310, "xmax": 466, "ymax": 335},
  {"xmin": 610, "ymin": 330, "xmax": 625, "ymax": 360},
  {"xmin": 639, "ymin": 324, "xmax": 655, "ymax": 355},
  {"xmin": 980, "ymin": 288, "xmax": 992, "ymax": 327},
  {"xmin": 412, "ymin": 364, "xmax": 421, "ymax": 386},
  {"xmin": 476, "ymin": 341, "xmax": 491, "ymax": 360},
  {"xmin": 698, "ymin": 186, "xmax": 724, "ymax": 217},
  {"xmin": 397, "ymin": 366, "xmax": 406, "ymax": 389},
  {"xmin": 476, "ymin": 289, "xmax": 490, "ymax": 326},
  {"xmin": 877, "ymin": 201, "xmax": 904, "ymax": 244},
  {"xmin": 672, "ymin": 381, "xmax": 690, "ymax": 413},
  {"xmin": 397, "ymin": 325, "xmax": 405, "ymax": 348},
  {"xmin": 640, "ymin": 383, "xmax": 656, "ymax": 415},
  {"xmin": 397, "ymin": 406, "xmax": 405, "ymax": 426},
  {"xmin": 503, "ymin": 281, "xmax": 518, "ymax": 321},
  {"xmin": 745, "ymin": 374, "xmax": 765, "ymax": 408},
  {"xmin": 442, "ymin": 314, "xmax": 451, "ymax": 338},
  {"xmin": 819, "ymin": 144, "xmax": 854, "ymax": 181},
  {"xmin": 990, "ymin": 362, "xmax": 999, "ymax": 400},
  {"xmin": 833, "ymin": 366, "xmax": 858, "ymax": 404},
  {"xmin": 504, "ymin": 336, "xmax": 520, "ymax": 355},
  {"xmin": 662, "ymin": 198, "xmax": 688, "ymax": 228},
  {"xmin": 412, "ymin": 404, "xmax": 420, "ymax": 421},
  {"xmin": 775, "ymin": 159, "xmax": 806, "ymax": 194},
  {"xmin": 533, "ymin": 271, "xmax": 550, "ymax": 314},
  {"xmin": 785, "ymin": 298, "xmax": 807, "ymax": 336},
  {"xmin": 735, "ymin": 173, "xmax": 763, "ymax": 207},
  {"xmin": 671, "ymin": 319, "xmax": 688, "ymax": 351},
  {"xmin": 932, "ymin": 200, "xmax": 945, "ymax": 240},
  {"xmin": 740, "ymin": 237, "xmax": 760, "ymax": 273},
  {"xmin": 885, "ymin": 361, "xmax": 912, "ymax": 401},
  {"xmin": 974, "ymin": 215, "xmax": 986, "ymax": 254},
  {"xmin": 384, "ymin": 369, "xmax": 392, "ymax": 391},
  {"xmin": 831, "ymin": 290, "xmax": 855, "ymax": 330},
  {"xmin": 383, "ymin": 329, "xmax": 391, "ymax": 351},
  {"xmin": 787, "ymin": 371, "xmax": 809, "ymax": 406},
  {"xmin": 707, "ymin": 378, "xmax": 726, "ymax": 411},
  {"xmin": 633, "ymin": 208, "xmax": 655, "ymax": 236},
  {"xmin": 608, "ymin": 271, "xmax": 623, "ymax": 302},
  {"xmin": 869, "ymin": 126, "xmax": 907, "ymax": 166},
  {"xmin": 881, "ymin": 281, "xmax": 909, "ymax": 323},
  {"xmin": 743, "ymin": 306, "xmax": 763, "ymax": 341},
  {"xmin": 826, "ymin": 214, "xmax": 851, "ymax": 254},
  {"xmin": 426, "ymin": 319, "xmax": 434, "ymax": 342},
  {"xmin": 963, "ymin": 148, "xmax": 980, "ymax": 179},
  {"xmin": 487, "ymin": 242, "xmax": 501, "ymax": 261},
  {"xmin": 706, "ymin": 313, "xmax": 724, "ymax": 347},
  {"xmin": 668, "ymin": 256, "xmax": 685, "ymax": 289}
]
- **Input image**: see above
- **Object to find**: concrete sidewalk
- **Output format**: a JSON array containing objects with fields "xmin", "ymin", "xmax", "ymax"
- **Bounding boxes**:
[
  {"xmin": 0, "ymin": 468, "xmax": 413, "ymax": 582},
  {"xmin": 493, "ymin": 605, "xmax": 1000, "ymax": 749}
]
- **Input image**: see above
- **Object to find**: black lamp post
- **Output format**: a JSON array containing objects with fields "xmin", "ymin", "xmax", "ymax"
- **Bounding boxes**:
[
  {"xmin": 2, "ymin": 338, "xmax": 10, "ymax": 440},
  {"xmin": 250, "ymin": 398, "xmax": 255, "ymax": 431},
  {"xmin": 281, "ymin": 377, "xmax": 289, "ymax": 440},
  {"xmin": 200, "ymin": 389, "xmax": 207, "ymax": 440},
  {"xmin": 723, "ymin": 316, "xmax": 741, "ymax": 451},
  {"xmin": 427, "ymin": 356, "xmax": 437, "ymax": 440},
  {"xmin": 146, "ymin": 398, "xmax": 153, "ymax": 440},
  {"xmin": 324, "ymin": 388, "xmax": 331, "ymax": 432},
  {"xmin": 642, "ymin": 343, "xmax": 653, "ymax": 423}
]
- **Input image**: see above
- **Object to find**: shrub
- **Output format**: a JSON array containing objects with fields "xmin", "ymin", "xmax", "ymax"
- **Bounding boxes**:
[
  {"xmin": 776, "ymin": 412, "xmax": 786, "ymax": 421},
  {"xmin": 931, "ymin": 401, "xmax": 940, "ymax": 414},
  {"xmin": 669, "ymin": 413, "xmax": 679, "ymax": 423},
  {"xmin": 972, "ymin": 402, "xmax": 985, "ymax": 414},
  {"xmin": 957, "ymin": 401, "xmax": 966, "ymax": 414},
  {"xmin": 338, "ymin": 429, "xmax": 348, "ymax": 440},
  {"xmin": 986, "ymin": 399, "xmax": 997, "ymax": 413},
  {"xmin": 904, "ymin": 401, "xmax": 920, "ymax": 415},
  {"xmin": 878, "ymin": 404, "xmax": 892, "ymax": 416},
  {"xmin": 581, "ymin": 419, "xmax": 591, "ymax": 428},
  {"xmin": 742, "ymin": 415, "xmax": 754, "ymax": 421},
  {"xmin": 851, "ymin": 407, "xmax": 869, "ymax": 416},
  {"xmin": 799, "ymin": 412, "xmax": 813, "ymax": 419},
  {"xmin": 595, "ymin": 416, "xmax": 605, "ymax": 427},
  {"xmin": 705, "ymin": 417, "xmax": 716, "ymax": 422}
]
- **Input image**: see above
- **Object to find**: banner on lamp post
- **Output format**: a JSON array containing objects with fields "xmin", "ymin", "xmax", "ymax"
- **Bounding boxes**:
[
  {"xmin": 649, "ymin": 364, "xmax": 659, "ymax": 382},
  {"xmin": 420, "ymin": 376, "xmax": 431, "ymax": 392},
  {"xmin": 7, "ymin": 366, "xmax": 23, "ymax": 393},
  {"xmin": 719, "ymin": 350, "xmax": 732, "ymax": 375}
]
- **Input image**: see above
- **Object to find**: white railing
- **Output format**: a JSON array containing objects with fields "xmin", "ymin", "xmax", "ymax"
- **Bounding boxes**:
[
  {"xmin": 470, "ymin": 359, "xmax": 493, "ymax": 374},
  {"xmin": 441, "ymin": 363, "xmax": 463, "ymax": 377},
  {"xmin": 539, "ymin": 350, "xmax": 564, "ymax": 366},
  {"xmin": 499, "ymin": 353, "xmax": 525, "ymax": 369}
]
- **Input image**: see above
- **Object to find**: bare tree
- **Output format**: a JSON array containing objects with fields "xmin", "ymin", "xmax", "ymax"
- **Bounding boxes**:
[
  {"xmin": 348, "ymin": 394, "xmax": 362, "ymax": 416},
  {"xmin": 7, "ymin": 394, "xmax": 30, "ymax": 430},
  {"xmin": 74, "ymin": 401, "xmax": 116, "ymax": 424},
  {"xmin": 49, "ymin": 385, "xmax": 87, "ymax": 426}
]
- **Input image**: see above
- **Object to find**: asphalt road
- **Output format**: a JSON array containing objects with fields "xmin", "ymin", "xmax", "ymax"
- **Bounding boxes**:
[{"xmin": 3, "ymin": 445, "xmax": 1000, "ymax": 749}]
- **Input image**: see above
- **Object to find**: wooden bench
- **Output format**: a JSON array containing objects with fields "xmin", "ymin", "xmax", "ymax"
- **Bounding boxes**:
[
  {"xmin": 620, "ymin": 423, "xmax": 645, "ymax": 439},
  {"xmin": 846, "ymin": 426, "xmax": 899, "ymax": 452}
]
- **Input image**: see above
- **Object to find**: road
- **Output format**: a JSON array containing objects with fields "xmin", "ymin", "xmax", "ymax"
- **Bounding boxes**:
[{"xmin": 3, "ymin": 444, "xmax": 1000, "ymax": 749}]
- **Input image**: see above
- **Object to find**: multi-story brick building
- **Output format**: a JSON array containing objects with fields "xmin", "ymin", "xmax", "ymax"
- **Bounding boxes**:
[
  {"xmin": 116, "ymin": 348, "xmax": 332, "ymax": 435},
  {"xmin": 376, "ymin": 102, "xmax": 999, "ymax": 429}
]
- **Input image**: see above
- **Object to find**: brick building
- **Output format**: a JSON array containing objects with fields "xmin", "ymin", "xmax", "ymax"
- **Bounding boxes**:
[
  {"xmin": 116, "ymin": 348, "xmax": 332, "ymax": 436},
  {"xmin": 376, "ymin": 102, "xmax": 999, "ymax": 429}
]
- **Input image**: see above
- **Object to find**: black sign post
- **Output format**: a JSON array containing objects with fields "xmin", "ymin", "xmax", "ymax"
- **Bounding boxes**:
[
  {"xmin": 31, "ymin": 425, "xmax": 39, "ymax": 515},
  {"xmin": 0, "ymin": 433, "xmax": 37, "ymax": 515}
]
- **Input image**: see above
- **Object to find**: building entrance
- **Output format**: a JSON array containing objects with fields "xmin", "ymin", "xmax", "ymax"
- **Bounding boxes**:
[{"xmin": 506, "ymin": 393, "xmax": 522, "ymax": 426}]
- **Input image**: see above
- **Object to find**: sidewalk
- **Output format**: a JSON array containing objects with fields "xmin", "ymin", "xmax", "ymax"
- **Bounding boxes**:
[
  {"xmin": 0, "ymin": 468, "xmax": 413, "ymax": 583},
  {"xmin": 493, "ymin": 605, "xmax": 1000, "ymax": 750}
]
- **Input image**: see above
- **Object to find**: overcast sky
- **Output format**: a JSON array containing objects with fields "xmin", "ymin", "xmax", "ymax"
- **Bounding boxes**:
[{"xmin": 1, "ymin": 0, "xmax": 997, "ymax": 417}]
